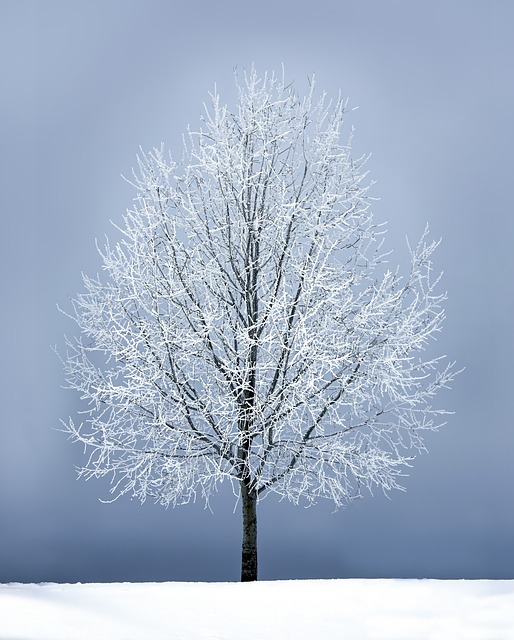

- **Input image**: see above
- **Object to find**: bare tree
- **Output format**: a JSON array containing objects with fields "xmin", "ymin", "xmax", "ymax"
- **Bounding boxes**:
[{"xmin": 60, "ymin": 69, "xmax": 457, "ymax": 581}]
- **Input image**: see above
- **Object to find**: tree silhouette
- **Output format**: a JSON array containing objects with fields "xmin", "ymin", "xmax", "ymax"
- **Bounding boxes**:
[{"xmin": 61, "ymin": 70, "xmax": 457, "ymax": 581}]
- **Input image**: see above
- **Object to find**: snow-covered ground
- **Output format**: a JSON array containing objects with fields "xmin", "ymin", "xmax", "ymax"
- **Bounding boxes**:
[{"xmin": 1, "ymin": 579, "xmax": 513, "ymax": 639}]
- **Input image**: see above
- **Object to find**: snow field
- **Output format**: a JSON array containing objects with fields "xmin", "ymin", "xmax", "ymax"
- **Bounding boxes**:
[{"xmin": 1, "ymin": 579, "xmax": 513, "ymax": 640}]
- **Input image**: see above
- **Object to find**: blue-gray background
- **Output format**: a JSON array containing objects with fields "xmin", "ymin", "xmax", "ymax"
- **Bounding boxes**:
[{"xmin": 2, "ymin": 0, "xmax": 512, "ymax": 582}]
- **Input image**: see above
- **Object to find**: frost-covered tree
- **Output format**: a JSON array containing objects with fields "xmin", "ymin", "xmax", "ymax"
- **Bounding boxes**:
[{"xmin": 60, "ymin": 70, "xmax": 457, "ymax": 582}]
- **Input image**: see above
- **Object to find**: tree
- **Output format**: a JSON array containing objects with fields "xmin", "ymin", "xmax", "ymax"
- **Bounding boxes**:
[{"xmin": 60, "ymin": 69, "xmax": 457, "ymax": 582}]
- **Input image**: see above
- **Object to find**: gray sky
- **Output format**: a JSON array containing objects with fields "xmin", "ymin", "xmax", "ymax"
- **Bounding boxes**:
[{"xmin": 1, "ymin": 0, "xmax": 513, "ymax": 582}]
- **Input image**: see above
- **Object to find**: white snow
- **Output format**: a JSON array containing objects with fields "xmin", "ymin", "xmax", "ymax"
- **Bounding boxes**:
[{"xmin": 1, "ymin": 579, "xmax": 513, "ymax": 639}]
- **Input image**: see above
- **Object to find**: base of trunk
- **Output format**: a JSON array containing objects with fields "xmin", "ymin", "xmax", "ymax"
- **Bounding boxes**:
[{"xmin": 241, "ymin": 480, "xmax": 258, "ymax": 581}]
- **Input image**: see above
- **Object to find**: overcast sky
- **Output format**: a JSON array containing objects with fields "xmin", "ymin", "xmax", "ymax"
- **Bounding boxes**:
[{"xmin": 1, "ymin": 0, "xmax": 513, "ymax": 582}]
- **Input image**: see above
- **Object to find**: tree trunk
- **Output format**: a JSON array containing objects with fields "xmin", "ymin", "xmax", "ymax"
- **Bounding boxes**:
[{"xmin": 241, "ymin": 480, "xmax": 258, "ymax": 581}]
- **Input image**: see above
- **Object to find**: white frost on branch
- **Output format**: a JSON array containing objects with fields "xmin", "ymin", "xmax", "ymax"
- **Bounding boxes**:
[{"xmin": 60, "ymin": 69, "xmax": 458, "ymax": 510}]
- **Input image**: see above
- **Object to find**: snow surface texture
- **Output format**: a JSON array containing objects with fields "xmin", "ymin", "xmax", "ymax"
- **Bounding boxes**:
[{"xmin": 1, "ymin": 579, "xmax": 513, "ymax": 640}]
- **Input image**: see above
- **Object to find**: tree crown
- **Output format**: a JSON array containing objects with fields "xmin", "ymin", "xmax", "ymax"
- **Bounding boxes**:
[{"xmin": 61, "ymin": 69, "xmax": 457, "ymax": 509}]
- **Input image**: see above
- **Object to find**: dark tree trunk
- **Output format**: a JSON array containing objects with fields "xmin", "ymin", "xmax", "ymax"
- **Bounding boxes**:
[{"xmin": 241, "ymin": 479, "xmax": 258, "ymax": 581}]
